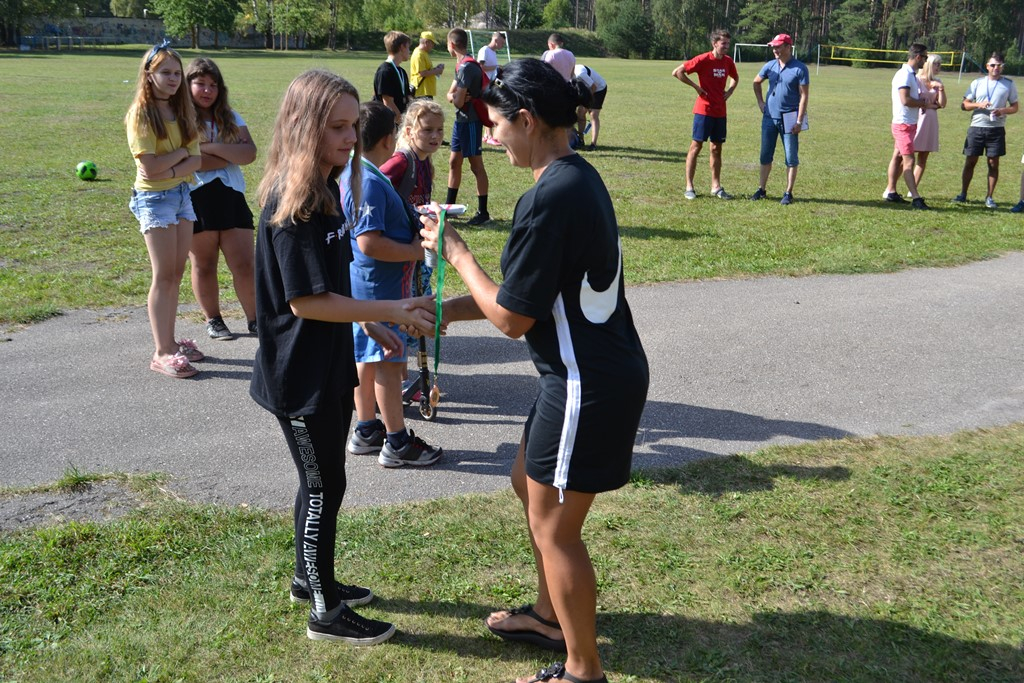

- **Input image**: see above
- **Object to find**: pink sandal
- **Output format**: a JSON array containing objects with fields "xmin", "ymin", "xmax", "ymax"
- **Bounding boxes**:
[
  {"xmin": 176, "ymin": 338, "xmax": 205, "ymax": 362},
  {"xmin": 150, "ymin": 353, "xmax": 198, "ymax": 378}
]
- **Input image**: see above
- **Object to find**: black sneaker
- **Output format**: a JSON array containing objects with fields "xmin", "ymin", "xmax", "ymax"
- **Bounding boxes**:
[
  {"xmin": 884, "ymin": 192, "xmax": 906, "ymax": 203},
  {"xmin": 750, "ymin": 188, "xmax": 767, "ymax": 200},
  {"xmin": 307, "ymin": 606, "xmax": 395, "ymax": 645},
  {"xmin": 347, "ymin": 420, "xmax": 386, "ymax": 455},
  {"xmin": 378, "ymin": 430, "xmax": 442, "ymax": 468},
  {"xmin": 247, "ymin": 319, "xmax": 258, "ymax": 335},
  {"xmin": 290, "ymin": 579, "xmax": 373, "ymax": 607},
  {"xmin": 206, "ymin": 316, "xmax": 233, "ymax": 341},
  {"xmin": 465, "ymin": 211, "xmax": 491, "ymax": 226},
  {"xmin": 911, "ymin": 197, "xmax": 929, "ymax": 210},
  {"xmin": 780, "ymin": 191, "xmax": 794, "ymax": 205}
]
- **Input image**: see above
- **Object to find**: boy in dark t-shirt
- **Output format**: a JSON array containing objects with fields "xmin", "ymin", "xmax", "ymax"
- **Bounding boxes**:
[
  {"xmin": 373, "ymin": 31, "xmax": 412, "ymax": 121},
  {"xmin": 444, "ymin": 27, "xmax": 490, "ymax": 225}
]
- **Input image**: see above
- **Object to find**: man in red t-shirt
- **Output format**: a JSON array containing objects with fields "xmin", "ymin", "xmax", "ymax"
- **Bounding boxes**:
[{"xmin": 672, "ymin": 29, "xmax": 739, "ymax": 200}]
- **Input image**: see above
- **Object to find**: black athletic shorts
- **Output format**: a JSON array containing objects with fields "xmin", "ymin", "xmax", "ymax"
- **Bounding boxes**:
[
  {"xmin": 191, "ymin": 178, "xmax": 255, "ymax": 233},
  {"xmin": 591, "ymin": 87, "xmax": 607, "ymax": 110},
  {"xmin": 963, "ymin": 126, "xmax": 1006, "ymax": 158}
]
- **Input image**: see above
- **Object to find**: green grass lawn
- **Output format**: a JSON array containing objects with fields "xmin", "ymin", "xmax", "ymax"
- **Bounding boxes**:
[
  {"xmin": 2, "ymin": 424, "xmax": 1022, "ymax": 681},
  {"xmin": 2, "ymin": 48, "xmax": 1023, "ymax": 682},
  {"xmin": 1, "ymin": 49, "xmax": 1023, "ymax": 326}
]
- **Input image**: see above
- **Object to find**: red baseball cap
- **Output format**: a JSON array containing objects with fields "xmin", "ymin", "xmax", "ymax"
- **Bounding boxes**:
[{"xmin": 768, "ymin": 34, "xmax": 793, "ymax": 47}]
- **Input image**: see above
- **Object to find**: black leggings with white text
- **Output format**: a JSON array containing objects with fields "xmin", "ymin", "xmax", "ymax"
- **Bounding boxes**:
[{"xmin": 276, "ymin": 401, "xmax": 351, "ymax": 614}]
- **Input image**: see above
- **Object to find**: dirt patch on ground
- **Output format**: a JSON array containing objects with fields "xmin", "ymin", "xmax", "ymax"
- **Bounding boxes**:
[{"xmin": 0, "ymin": 481, "xmax": 145, "ymax": 533}]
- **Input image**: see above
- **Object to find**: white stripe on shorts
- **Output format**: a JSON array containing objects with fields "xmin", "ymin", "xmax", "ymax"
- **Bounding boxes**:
[{"xmin": 552, "ymin": 294, "xmax": 581, "ymax": 501}]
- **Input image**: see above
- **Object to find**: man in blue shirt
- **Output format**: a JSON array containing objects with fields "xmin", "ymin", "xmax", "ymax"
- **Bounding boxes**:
[{"xmin": 751, "ymin": 34, "xmax": 810, "ymax": 205}]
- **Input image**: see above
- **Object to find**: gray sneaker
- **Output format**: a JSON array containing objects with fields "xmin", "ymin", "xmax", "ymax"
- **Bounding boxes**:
[
  {"xmin": 684, "ymin": 189, "xmax": 697, "ymax": 200},
  {"xmin": 347, "ymin": 420, "xmax": 385, "ymax": 455},
  {"xmin": 713, "ymin": 187, "xmax": 733, "ymax": 200},
  {"xmin": 984, "ymin": 196, "xmax": 997, "ymax": 209},
  {"xmin": 378, "ymin": 430, "xmax": 442, "ymax": 468},
  {"xmin": 951, "ymin": 193, "xmax": 967, "ymax": 203},
  {"xmin": 206, "ymin": 316, "xmax": 233, "ymax": 341}
]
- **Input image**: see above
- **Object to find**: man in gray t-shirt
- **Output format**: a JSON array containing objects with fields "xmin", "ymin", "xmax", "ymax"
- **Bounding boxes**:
[{"xmin": 954, "ymin": 52, "xmax": 1019, "ymax": 208}]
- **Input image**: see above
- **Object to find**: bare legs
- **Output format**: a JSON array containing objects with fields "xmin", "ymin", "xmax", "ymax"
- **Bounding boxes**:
[
  {"xmin": 913, "ymin": 151, "xmax": 930, "ymax": 190},
  {"xmin": 143, "ymin": 220, "xmax": 192, "ymax": 359},
  {"xmin": 189, "ymin": 228, "xmax": 256, "ymax": 324},
  {"xmin": 354, "ymin": 360, "xmax": 406, "ymax": 433},
  {"xmin": 685, "ymin": 140, "xmax": 725, "ymax": 193},
  {"xmin": 960, "ymin": 155, "xmax": 1000, "ymax": 200},
  {"xmin": 886, "ymin": 149, "xmax": 921, "ymax": 198},
  {"xmin": 488, "ymin": 441, "xmax": 605, "ymax": 683}
]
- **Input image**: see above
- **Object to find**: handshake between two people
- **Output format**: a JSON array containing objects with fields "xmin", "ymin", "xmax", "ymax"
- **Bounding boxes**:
[{"xmin": 400, "ymin": 201, "xmax": 476, "ymax": 339}]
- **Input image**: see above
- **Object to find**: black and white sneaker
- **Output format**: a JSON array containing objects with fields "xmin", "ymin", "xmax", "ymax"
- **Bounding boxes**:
[
  {"xmin": 307, "ymin": 606, "xmax": 395, "ymax": 645},
  {"xmin": 290, "ymin": 579, "xmax": 374, "ymax": 607},
  {"xmin": 247, "ymin": 319, "xmax": 258, "ymax": 335},
  {"xmin": 465, "ymin": 211, "xmax": 491, "ymax": 226},
  {"xmin": 347, "ymin": 419, "xmax": 386, "ymax": 455},
  {"xmin": 378, "ymin": 430, "xmax": 442, "ymax": 468},
  {"xmin": 206, "ymin": 315, "xmax": 233, "ymax": 341}
]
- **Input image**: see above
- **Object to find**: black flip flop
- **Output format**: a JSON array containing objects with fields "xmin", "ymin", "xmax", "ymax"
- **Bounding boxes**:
[
  {"xmin": 524, "ymin": 661, "xmax": 608, "ymax": 683},
  {"xmin": 487, "ymin": 604, "xmax": 567, "ymax": 652}
]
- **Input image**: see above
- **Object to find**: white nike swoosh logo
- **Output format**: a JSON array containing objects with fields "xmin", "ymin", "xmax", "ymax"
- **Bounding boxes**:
[{"xmin": 579, "ymin": 238, "xmax": 621, "ymax": 324}]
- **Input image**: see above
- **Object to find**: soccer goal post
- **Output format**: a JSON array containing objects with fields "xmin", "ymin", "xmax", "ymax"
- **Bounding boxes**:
[
  {"xmin": 733, "ymin": 43, "xmax": 798, "ymax": 63},
  {"xmin": 817, "ymin": 44, "xmax": 961, "ymax": 72},
  {"xmin": 468, "ymin": 30, "xmax": 511, "ymax": 65}
]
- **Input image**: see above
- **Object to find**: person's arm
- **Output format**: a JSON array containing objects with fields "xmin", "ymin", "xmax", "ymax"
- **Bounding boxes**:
[
  {"xmin": 200, "ymin": 125, "xmax": 257, "ymax": 165},
  {"xmin": 792, "ymin": 83, "xmax": 809, "ymax": 133},
  {"xmin": 356, "ymin": 231, "xmax": 423, "ymax": 263},
  {"xmin": 289, "ymin": 291, "xmax": 434, "ymax": 332},
  {"xmin": 419, "ymin": 214, "xmax": 534, "ymax": 338},
  {"xmin": 933, "ymin": 79, "xmax": 947, "ymax": 109},
  {"xmin": 993, "ymin": 100, "xmax": 1019, "ymax": 117},
  {"xmin": 674, "ymin": 69, "xmax": 705, "ymax": 97},
  {"xmin": 136, "ymin": 147, "xmax": 188, "ymax": 177},
  {"xmin": 450, "ymin": 84, "xmax": 468, "ymax": 109},
  {"xmin": 753, "ymin": 75, "xmax": 766, "ymax": 113},
  {"xmin": 380, "ymin": 94, "xmax": 401, "ymax": 120},
  {"xmin": 898, "ymin": 87, "xmax": 931, "ymax": 110}
]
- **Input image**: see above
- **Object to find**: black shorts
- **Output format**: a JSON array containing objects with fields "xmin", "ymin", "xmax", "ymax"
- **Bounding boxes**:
[
  {"xmin": 523, "ymin": 368, "xmax": 648, "ymax": 494},
  {"xmin": 591, "ymin": 87, "xmax": 607, "ymax": 111},
  {"xmin": 963, "ymin": 126, "xmax": 1006, "ymax": 158},
  {"xmin": 190, "ymin": 178, "xmax": 255, "ymax": 234}
]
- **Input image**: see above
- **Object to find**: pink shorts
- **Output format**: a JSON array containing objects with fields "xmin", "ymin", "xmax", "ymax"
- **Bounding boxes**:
[{"xmin": 891, "ymin": 123, "xmax": 917, "ymax": 156}]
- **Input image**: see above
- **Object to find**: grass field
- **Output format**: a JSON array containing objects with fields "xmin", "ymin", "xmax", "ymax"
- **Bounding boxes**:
[
  {"xmin": 2, "ymin": 48, "xmax": 1023, "ymax": 682},
  {"xmin": 2, "ymin": 424, "xmax": 1022, "ymax": 681},
  {"xmin": 1, "ymin": 48, "xmax": 1023, "ymax": 326}
]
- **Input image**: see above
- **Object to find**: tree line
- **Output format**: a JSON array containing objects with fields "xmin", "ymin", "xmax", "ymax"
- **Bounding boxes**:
[{"xmin": 4, "ymin": 0, "xmax": 1023, "ymax": 64}]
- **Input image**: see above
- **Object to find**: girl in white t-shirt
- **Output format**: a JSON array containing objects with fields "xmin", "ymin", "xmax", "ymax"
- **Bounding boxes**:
[{"xmin": 186, "ymin": 58, "xmax": 258, "ymax": 341}]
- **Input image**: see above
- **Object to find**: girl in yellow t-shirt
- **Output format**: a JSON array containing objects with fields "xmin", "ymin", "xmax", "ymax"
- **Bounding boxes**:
[{"xmin": 125, "ymin": 43, "xmax": 203, "ymax": 378}]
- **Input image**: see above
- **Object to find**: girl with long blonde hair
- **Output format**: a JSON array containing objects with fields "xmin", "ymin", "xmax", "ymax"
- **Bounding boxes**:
[
  {"xmin": 250, "ymin": 69, "xmax": 434, "ymax": 645},
  {"xmin": 125, "ymin": 42, "xmax": 204, "ymax": 378},
  {"xmin": 913, "ymin": 53, "xmax": 947, "ymax": 192}
]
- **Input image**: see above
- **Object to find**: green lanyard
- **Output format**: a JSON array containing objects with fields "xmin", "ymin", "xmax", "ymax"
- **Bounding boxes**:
[{"xmin": 429, "ymin": 209, "xmax": 447, "ymax": 407}]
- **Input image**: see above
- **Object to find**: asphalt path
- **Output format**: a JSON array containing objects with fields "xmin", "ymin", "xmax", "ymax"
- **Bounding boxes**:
[{"xmin": 2, "ymin": 253, "xmax": 1022, "ymax": 511}]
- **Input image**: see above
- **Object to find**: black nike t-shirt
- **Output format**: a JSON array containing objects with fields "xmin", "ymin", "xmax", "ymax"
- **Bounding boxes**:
[
  {"xmin": 497, "ymin": 154, "xmax": 647, "ymax": 386},
  {"xmin": 249, "ymin": 179, "xmax": 357, "ymax": 417}
]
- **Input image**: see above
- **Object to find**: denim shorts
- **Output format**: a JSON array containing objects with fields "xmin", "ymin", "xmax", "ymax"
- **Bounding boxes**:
[
  {"xmin": 129, "ymin": 183, "xmax": 197, "ymax": 233},
  {"xmin": 759, "ymin": 115, "xmax": 800, "ymax": 167}
]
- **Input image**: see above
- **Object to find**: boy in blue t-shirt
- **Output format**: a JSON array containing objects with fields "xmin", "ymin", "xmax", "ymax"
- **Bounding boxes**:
[{"xmin": 340, "ymin": 101, "xmax": 443, "ymax": 468}]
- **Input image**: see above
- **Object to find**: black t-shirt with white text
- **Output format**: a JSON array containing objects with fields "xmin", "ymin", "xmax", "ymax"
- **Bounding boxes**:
[{"xmin": 249, "ymin": 178, "xmax": 357, "ymax": 417}]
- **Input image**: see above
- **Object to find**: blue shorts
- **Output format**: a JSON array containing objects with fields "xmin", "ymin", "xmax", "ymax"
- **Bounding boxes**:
[
  {"xmin": 353, "ymin": 321, "xmax": 408, "ymax": 364},
  {"xmin": 129, "ymin": 183, "xmax": 197, "ymax": 233},
  {"xmin": 692, "ymin": 114, "xmax": 727, "ymax": 143},
  {"xmin": 759, "ymin": 115, "xmax": 800, "ymax": 167},
  {"xmin": 451, "ymin": 120, "xmax": 483, "ymax": 157}
]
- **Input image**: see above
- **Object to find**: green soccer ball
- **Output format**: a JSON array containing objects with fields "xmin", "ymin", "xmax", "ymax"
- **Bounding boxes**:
[{"xmin": 76, "ymin": 160, "xmax": 98, "ymax": 181}]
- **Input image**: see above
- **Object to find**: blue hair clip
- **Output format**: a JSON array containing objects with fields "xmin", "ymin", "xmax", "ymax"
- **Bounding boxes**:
[{"xmin": 145, "ymin": 39, "xmax": 173, "ymax": 71}]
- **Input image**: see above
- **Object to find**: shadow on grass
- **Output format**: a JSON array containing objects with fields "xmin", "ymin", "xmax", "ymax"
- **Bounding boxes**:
[
  {"xmin": 620, "ymin": 223, "xmax": 709, "ymax": 241},
  {"xmin": 584, "ymin": 145, "xmax": 686, "ymax": 163},
  {"xmin": 378, "ymin": 598, "xmax": 1024, "ymax": 682},
  {"xmin": 635, "ymin": 454, "xmax": 850, "ymax": 497}
]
